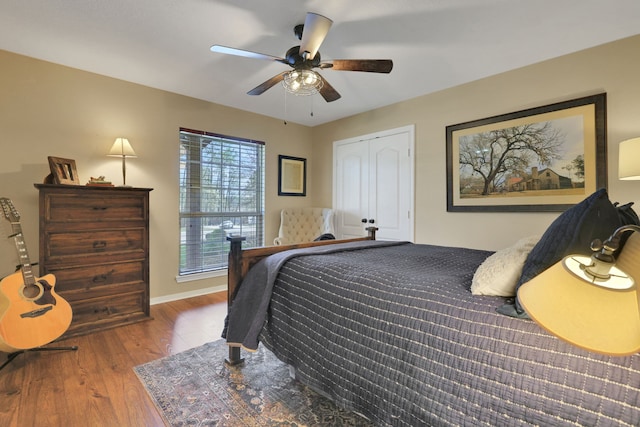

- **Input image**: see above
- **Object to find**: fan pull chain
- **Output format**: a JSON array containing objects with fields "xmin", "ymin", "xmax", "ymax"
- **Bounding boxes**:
[
  {"xmin": 283, "ymin": 91, "xmax": 288, "ymax": 125},
  {"xmin": 310, "ymin": 95, "xmax": 314, "ymax": 117}
]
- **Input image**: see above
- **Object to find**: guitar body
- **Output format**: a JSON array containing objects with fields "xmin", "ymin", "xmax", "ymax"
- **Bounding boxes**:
[{"xmin": 0, "ymin": 271, "xmax": 73, "ymax": 352}]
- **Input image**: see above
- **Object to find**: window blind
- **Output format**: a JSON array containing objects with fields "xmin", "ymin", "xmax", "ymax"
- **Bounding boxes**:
[{"xmin": 179, "ymin": 128, "xmax": 265, "ymax": 275}]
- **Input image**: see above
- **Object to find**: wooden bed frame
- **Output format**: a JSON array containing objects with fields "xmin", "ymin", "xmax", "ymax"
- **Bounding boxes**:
[{"xmin": 225, "ymin": 227, "xmax": 378, "ymax": 364}]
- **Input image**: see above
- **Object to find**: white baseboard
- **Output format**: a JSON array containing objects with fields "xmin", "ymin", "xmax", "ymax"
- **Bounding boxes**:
[{"xmin": 150, "ymin": 284, "xmax": 227, "ymax": 305}]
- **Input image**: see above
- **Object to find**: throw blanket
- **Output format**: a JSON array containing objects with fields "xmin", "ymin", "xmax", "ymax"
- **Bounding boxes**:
[{"xmin": 224, "ymin": 240, "xmax": 407, "ymax": 350}]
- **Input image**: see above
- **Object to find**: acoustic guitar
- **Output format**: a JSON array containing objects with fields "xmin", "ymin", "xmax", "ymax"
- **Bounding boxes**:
[{"xmin": 0, "ymin": 198, "xmax": 72, "ymax": 352}]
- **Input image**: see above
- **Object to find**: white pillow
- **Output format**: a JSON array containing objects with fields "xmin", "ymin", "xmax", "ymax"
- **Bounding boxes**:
[{"xmin": 471, "ymin": 235, "xmax": 540, "ymax": 296}]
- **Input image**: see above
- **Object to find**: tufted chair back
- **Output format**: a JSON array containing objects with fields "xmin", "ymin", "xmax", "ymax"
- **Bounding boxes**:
[{"xmin": 273, "ymin": 207, "xmax": 335, "ymax": 245}]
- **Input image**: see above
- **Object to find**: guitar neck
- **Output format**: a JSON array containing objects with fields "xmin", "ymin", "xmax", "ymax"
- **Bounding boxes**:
[{"xmin": 9, "ymin": 222, "xmax": 36, "ymax": 286}]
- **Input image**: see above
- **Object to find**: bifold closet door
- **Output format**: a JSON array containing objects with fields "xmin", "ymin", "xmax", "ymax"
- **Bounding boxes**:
[{"xmin": 334, "ymin": 128, "xmax": 413, "ymax": 241}]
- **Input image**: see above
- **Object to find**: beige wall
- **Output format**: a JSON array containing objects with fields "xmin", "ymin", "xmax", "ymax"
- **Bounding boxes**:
[
  {"xmin": 0, "ymin": 50, "xmax": 312, "ymax": 301},
  {"xmin": 1, "ymin": 34, "xmax": 639, "ymax": 301},
  {"xmin": 311, "ymin": 34, "xmax": 640, "ymax": 250}
]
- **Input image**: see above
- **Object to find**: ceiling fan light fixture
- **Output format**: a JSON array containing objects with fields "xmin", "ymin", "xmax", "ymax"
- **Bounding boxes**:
[
  {"xmin": 212, "ymin": 12, "xmax": 389, "ymax": 102},
  {"xmin": 283, "ymin": 69, "xmax": 323, "ymax": 96}
]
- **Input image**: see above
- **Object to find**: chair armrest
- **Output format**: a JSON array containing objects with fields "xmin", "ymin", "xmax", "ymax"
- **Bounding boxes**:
[{"xmin": 273, "ymin": 237, "xmax": 289, "ymax": 246}]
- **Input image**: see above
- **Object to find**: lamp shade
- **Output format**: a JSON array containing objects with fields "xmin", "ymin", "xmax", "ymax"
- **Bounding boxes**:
[
  {"xmin": 518, "ymin": 232, "xmax": 640, "ymax": 356},
  {"xmin": 619, "ymin": 137, "xmax": 640, "ymax": 180},
  {"xmin": 108, "ymin": 137, "xmax": 137, "ymax": 157}
]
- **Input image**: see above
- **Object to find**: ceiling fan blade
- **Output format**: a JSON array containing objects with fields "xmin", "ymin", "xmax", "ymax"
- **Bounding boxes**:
[
  {"xmin": 318, "ymin": 75, "xmax": 341, "ymax": 102},
  {"xmin": 299, "ymin": 13, "xmax": 333, "ymax": 60},
  {"xmin": 320, "ymin": 59, "xmax": 393, "ymax": 73},
  {"xmin": 247, "ymin": 71, "xmax": 288, "ymax": 96},
  {"xmin": 211, "ymin": 45, "xmax": 288, "ymax": 64}
]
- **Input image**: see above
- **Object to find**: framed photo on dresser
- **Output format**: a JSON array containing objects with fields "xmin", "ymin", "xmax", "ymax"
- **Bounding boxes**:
[{"xmin": 48, "ymin": 156, "xmax": 80, "ymax": 185}]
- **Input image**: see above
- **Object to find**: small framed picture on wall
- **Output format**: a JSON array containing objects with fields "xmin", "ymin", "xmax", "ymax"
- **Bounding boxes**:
[{"xmin": 278, "ymin": 155, "xmax": 306, "ymax": 196}]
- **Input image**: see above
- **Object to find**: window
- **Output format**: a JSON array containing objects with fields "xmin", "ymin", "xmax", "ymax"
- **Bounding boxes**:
[{"xmin": 179, "ymin": 128, "xmax": 264, "ymax": 276}]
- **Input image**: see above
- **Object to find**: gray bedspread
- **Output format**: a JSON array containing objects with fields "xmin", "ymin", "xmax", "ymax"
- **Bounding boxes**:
[
  {"xmin": 225, "ymin": 240, "xmax": 406, "ymax": 350},
  {"xmin": 228, "ymin": 241, "xmax": 640, "ymax": 426}
]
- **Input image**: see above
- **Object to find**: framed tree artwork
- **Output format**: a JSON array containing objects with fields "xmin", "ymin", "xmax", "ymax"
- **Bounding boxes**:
[{"xmin": 446, "ymin": 93, "xmax": 607, "ymax": 212}]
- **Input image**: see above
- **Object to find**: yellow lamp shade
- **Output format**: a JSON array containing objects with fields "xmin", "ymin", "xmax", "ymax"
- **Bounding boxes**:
[{"xmin": 518, "ymin": 232, "xmax": 640, "ymax": 356}]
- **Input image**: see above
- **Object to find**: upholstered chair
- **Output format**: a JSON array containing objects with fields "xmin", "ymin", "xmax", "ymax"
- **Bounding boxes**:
[{"xmin": 273, "ymin": 207, "xmax": 335, "ymax": 245}]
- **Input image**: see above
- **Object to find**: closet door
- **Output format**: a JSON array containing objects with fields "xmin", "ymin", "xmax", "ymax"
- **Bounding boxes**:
[
  {"xmin": 335, "ymin": 139, "xmax": 370, "ymax": 239},
  {"xmin": 334, "ymin": 125, "xmax": 414, "ymax": 241},
  {"xmin": 369, "ymin": 132, "xmax": 412, "ymax": 241}
]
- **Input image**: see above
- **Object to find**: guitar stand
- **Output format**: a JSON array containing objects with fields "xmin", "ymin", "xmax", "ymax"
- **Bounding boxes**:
[{"xmin": 0, "ymin": 345, "xmax": 78, "ymax": 371}]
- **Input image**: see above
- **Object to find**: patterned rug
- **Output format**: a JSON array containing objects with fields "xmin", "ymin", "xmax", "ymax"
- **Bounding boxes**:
[{"xmin": 134, "ymin": 340, "xmax": 373, "ymax": 426}]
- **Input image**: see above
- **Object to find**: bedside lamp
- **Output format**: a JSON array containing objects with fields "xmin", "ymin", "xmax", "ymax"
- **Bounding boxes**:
[
  {"xmin": 619, "ymin": 137, "xmax": 640, "ymax": 180},
  {"xmin": 108, "ymin": 137, "xmax": 137, "ymax": 187},
  {"xmin": 519, "ymin": 138, "xmax": 640, "ymax": 356},
  {"xmin": 518, "ymin": 226, "xmax": 640, "ymax": 356}
]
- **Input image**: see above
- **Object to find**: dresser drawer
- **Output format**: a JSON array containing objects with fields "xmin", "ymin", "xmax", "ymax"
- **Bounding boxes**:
[
  {"xmin": 46, "ymin": 228, "xmax": 145, "ymax": 258},
  {"xmin": 45, "ymin": 193, "xmax": 146, "ymax": 222},
  {"xmin": 47, "ymin": 261, "xmax": 145, "ymax": 294},
  {"xmin": 64, "ymin": 291, "xmax": 150, "ymax": 337}
]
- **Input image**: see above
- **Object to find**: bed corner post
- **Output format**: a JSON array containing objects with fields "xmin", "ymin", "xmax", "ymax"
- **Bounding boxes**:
[{"xmin": 226, "ymin": 235, "xmax": 246, "ymax": 365}]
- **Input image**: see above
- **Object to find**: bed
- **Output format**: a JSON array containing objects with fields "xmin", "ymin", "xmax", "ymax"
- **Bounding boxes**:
[{"xmin": 223, "ymin": 191, "xmax": 640, "ymax": 426}]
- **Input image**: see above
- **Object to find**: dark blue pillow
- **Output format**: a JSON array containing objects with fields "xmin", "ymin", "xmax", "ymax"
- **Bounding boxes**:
[{"xmin": 498, "ymin": 188, "xmax": 622, "ymax": 318}]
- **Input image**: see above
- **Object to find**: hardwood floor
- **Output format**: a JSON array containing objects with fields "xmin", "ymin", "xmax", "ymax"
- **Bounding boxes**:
[{"xmin": 0, "ymin": 292, "xmax": 228, "ymax": 427}]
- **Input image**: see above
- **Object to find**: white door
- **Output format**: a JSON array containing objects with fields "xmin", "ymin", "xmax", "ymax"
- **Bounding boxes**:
[
  {"xmin": 334, "ymin": 125, "xmax": 414, "ymax": 241},
  {"xmin": 335, "ymin": 139, "xmax": 369, "ymax": 239}
]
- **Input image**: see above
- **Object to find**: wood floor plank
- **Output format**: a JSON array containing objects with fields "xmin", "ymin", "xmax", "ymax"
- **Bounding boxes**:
[
  {"xmin": 116, "ymin": 309, "xmax": 176, "ymax": 363},
  {"xmin": 0, "ymin": 356, "xmax": 22, "ymax": 425},
  {"xmin": 0, "ymin": 292, "xmax": 227, "ymax": 427}
]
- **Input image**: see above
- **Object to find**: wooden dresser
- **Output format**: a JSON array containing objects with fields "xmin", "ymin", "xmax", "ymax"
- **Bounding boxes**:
[{"xmin": 35, "ymin": 184, "xmax": 152, "ymax": 339}]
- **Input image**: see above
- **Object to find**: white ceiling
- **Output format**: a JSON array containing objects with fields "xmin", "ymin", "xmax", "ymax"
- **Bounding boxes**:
[{"xmin": 2, "ymin": 0, "xmax": 640, "ymax": 127}]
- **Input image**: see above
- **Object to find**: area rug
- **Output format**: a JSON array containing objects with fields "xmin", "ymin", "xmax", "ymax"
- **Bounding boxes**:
[{"xmin": 134, "ymin": 340, "xmax": 373, "ymax": 426}]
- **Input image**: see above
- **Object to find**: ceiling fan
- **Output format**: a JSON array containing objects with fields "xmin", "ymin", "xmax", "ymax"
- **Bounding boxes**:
[{"xmin": 210, "ymin": 12, "xmax": 393, "ymax": 102}]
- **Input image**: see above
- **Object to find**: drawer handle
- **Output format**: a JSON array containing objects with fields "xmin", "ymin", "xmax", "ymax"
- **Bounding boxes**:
[
  {"xmin": 92, "ymin": 269, "xmax": 115, "ymax": 283},
  {"xmin": 92, "ymin": 206, "xmax": 108, "ymax": 211},
  {"xmin": 93, "ymin": 241, "xmax": 108, "ymax": 250}
]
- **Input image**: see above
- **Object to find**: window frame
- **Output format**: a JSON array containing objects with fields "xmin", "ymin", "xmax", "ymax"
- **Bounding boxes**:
[{"xmin": 178, "ymin": 127, "xmax": 265, "ymax": 277}]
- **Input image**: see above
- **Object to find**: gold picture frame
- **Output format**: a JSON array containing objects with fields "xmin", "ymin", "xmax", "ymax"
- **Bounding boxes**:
[
  {"xmin": 446, "ymin": 93, "xmax": 607, "ymax": 212},
  {"xmin": 48, "ymin": 156, "xmax": 80, "ymax": 185},
  {"xmin": 278, "ymin": 155, "xmax": 306, "ymax": 196}
]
